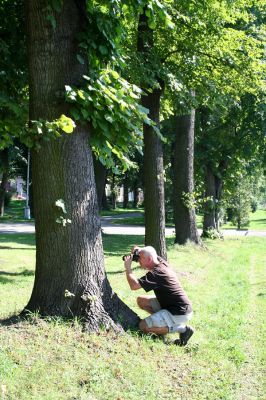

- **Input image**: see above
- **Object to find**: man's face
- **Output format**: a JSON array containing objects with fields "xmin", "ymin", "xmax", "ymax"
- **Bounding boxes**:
[{"xmin": 138, "ymin": 252, "xmax": 149, "ymax": 269}]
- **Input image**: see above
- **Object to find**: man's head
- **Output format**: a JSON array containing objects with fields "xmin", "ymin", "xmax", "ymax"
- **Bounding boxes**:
[{"xmin": 138, "ymin": 246, "xmax": 159, "ymax": 269}]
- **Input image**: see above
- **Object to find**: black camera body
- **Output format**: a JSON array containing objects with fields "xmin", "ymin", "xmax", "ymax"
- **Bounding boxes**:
[{"xmin": 122, "ymin": 249, "xmax": 140, "ymax": 262}]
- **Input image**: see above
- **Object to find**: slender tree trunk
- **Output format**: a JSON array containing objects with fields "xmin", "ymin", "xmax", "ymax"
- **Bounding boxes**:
[
  {"xmin": 214, "ymin": 177, "xmax": 223, "ymax": 230},
  {"xmin": 101, "ymin": 180, "xmax": 108, "ymax": 210},
  {"xmin": 142, "ymin": 89, "xmax": 167, "ymax": 258},
  {"xmin": 0, "ymin": 147, "xmax": 9, "ymax": 217},
  {"xmin": 133, "ymin": 185, "xmax": 139, "ymax": 208},
  {"xmin": 123, "ymin": 174, "xmax": 129, "ymax": 209},
  {"xmin": 202, "ymin": 162, "xmax": 226, "ymax": 233},
  {"xmin": 25, "ymin": 0, "xmax": 139, "ymax": 332},
  {"xmin": 137, "ymin": 11, "xmax": 167, "ymax": 259},
  {"xmin": 173, "ymin": 113, "xmax": 201, "ymax": 245},
  {"xmin": 93, "ymin": 155, "xmax": 107, "ymax": 211},
  {"xmin": 28, "ymin": 158, "xmax": 34, "ymax": 218},
  {"xmin": 110, "ymin": 173, "xmax": 116, "ymax": 209},
  {"xmin": 202, "ymin": 165, "xmax": 217, "ymax": 231}
]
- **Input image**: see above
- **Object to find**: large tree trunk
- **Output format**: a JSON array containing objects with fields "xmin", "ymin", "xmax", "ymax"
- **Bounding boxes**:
[
  {"xmin": 93, "ymin": 155, "xmax": 107, "ymax": 211},
  {"xmin": 142, "ymin": 89, "xmax": 167, "ymax": 258},
  {"xmin": 137, "ymin": 11, "xmax": 167, "ymax": 259},
  {"xmin": 173, "ymin": 113, "xmax": 201, "ymax": 245},
  {"xmin": 0, "ymin": 147, "xmax": 9, "ymax": 217},
  {"xmin": 25, "ymin": 0, "xmax": 139, "ymax": 332}
]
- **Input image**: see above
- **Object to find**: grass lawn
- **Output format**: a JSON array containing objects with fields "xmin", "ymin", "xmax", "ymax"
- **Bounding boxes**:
[
  {"xmin": 101, "ymin": 208, "xmax": 144, "ymax": 216},
  {"xmin": 104, "ymin": 209, "xmax": 266, "ymax": 231},
  {"xmin": 0, "ymin": 233, "xmax": 265, "ymax": 399},
  {"xmin": 1, "ymin": 200, "xmax": 265, "ymax": 231},
  {"xmin": 0, "ymin": 199, "xmax": 34, "ymax": 223},
  {"xmin": 221, "ymin": 208, "xmax": 266, "ymax": 231}
]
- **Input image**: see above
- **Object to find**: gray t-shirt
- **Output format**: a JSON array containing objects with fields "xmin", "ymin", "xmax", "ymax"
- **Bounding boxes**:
[{"xmin": 138, "ymin": 262, "xmax": 192, "ymax": 315}]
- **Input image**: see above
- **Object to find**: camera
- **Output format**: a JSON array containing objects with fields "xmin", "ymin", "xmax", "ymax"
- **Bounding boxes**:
[{"xmin": 122, "ymin": 249, "xmax": 140, "ymax": 262}]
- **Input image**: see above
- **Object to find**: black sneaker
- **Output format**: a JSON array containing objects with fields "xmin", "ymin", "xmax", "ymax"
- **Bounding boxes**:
[{"xmin": 179, "ymin": 326, "xmax": 194, "ymax": 346}]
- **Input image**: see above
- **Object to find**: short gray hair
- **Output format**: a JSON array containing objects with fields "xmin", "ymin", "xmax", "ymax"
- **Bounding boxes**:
[{"xmin": 140, "ymin": 246, "xmax": 158, "ymax": 262}]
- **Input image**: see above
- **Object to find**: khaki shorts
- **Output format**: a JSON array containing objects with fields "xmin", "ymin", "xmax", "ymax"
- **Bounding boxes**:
[{"xmin": 145, "ymin": 297, "xmax": 193, "ymax": 333}]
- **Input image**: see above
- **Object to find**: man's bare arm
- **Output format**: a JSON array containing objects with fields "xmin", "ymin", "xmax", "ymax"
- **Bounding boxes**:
[{"xmin": 124, "ymin": 256, "xmax": 141, "ymax": 290}]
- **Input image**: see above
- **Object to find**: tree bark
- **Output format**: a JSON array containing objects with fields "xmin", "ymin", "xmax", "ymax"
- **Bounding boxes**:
[
  {"xmin": 0, "ymin": 147, "xmax": 9, "ymax": 217},
  {"xmin": 25, "ymin": 0, "xmax": 139, "ymax": 332},
  {"xmin": 101, "ymin": 180, "xmax": 109, "ymax": 210},
  {"xmin": 110, "ymin": 173, "xmax": 117, "ymax": 209},
  {"xmin": 202, "ymin": 162, "xmax": 226, "ymax": 233},
  {"xmin": 93, "ymin": 155, "xmax": 107, "ymax": 211},
  {"xmin": 28, "ymin": 157, "xmax": 34, "ymax": 218},
  {"xmin": 173, "ymin": 113, "xmax": 201, "ymax": 245},
  {"xmin": 142, "ymin": 89, "xmax": 167, "ymax": 258},
  {"xmin": 202, "ymin": 165, "xmax": 216, "ymax": 231},
  {"xmin": 123, "ymin": 173, "xmax": 129, "ymax": 209},
  {"xmin": 133, "ymin": 184, "xmax": 139, "ymax": 208},
  {"xmin": 137, "ymin": 11, "xmax": 167, "ymax": 259}
]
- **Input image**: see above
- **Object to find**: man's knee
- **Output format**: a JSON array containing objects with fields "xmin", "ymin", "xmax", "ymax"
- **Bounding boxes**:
[
  {"xmin": 139, "ymin": 319, "xmax": 149, "ymax": 333},
  {"xmin": 137, "ymin": 296, "xmax": 145, "ymax": 310}
]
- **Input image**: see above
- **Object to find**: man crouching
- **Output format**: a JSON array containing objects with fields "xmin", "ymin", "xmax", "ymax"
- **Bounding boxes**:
[{"xmin": 123, "ymin": 246, "xmax": 194, "ymax": 346}]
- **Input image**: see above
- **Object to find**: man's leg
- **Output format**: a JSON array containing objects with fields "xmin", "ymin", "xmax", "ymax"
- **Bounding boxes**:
[
  {"xmin": 179, "ymin": 326, "xmax": 194, "ymax": 346},
  {"xmin": 139, "ymin": 319, "xmax": 168, "ymax": 336},
  {"xmin": 136, "ymin": 295, "xmax": 159, "ymax": 314}
]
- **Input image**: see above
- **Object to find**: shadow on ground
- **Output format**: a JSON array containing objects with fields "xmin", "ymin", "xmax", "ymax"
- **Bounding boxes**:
[
  {"xmin": 0, "ymin": 233, "xmax": 35, "ymax": 246},
  {"xmin": 0, "ymin": 269, "xmax": 34, "ymax": 277}
]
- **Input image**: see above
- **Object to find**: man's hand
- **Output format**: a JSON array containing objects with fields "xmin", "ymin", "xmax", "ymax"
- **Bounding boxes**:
[
  {"xmin": 124, "ymin": 255, "xmax": 132, "ymax": 272},
  {"xmin": 131, "ymin": 245, "xmax": 140, "ymax": 253}
]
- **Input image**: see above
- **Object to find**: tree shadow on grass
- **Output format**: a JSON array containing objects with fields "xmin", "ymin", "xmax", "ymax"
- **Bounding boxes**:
[
  {"xmin": 0, "ymin": 315, "xmax": 22, "ymax": 327},
  {"xmin": 0, "ymin": 233, "xmax": 35, "ymax": 247},
  {"xmin": 0, "ymin": 245, "xmax": 35, "ymax": 250},
  {"xmin": 0, "ymin": 276, "xmax": 13, "ymax": 284},
  {"xmin": 0, "ymin": 269, "xmax": 34, "ymax": 277}
]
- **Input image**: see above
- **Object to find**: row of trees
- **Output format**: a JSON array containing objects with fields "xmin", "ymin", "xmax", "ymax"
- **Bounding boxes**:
[{"xmin": 0, "ymin": 0, "xmax": 265, "ymax": 331}]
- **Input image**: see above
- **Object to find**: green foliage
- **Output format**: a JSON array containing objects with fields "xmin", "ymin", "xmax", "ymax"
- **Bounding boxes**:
[
  {"xmin": 225, "ymin": 170, "xmax": 254, "ymax": 229},
  {"xmin": 19, "ymin": 115, "xmax": 76, "ymax": 150},
  {"xmin": 44, "ymin": 0, "xmax": 63, "ymax": 30},
  {"xmin": 201, "ymin": 227, "xmax": 224, "ymax": 240},
  {"xmin": 65, "ymin": 69, "xmax": 158, "ymax": 170},
  {"xmin": 0, "ymin": 0, "xmax": 28, "ymax": 150},
  {"xmin": 195, "ymin": 92, "xmax": 265, "ymax": 225},
  {"xmin": 131, "ymin": 0, "xmax": 266, "ymax": 112}
]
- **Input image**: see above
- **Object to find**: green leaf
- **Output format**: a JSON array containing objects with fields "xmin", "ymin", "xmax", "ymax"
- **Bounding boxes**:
[
  {"xmin": 57, "ymin": 114, "xmax": 76, "ymax": 134},
  {"xmin": 110, "ymin": 70, "xmax": 119, "ymax": 80},
  {"xmin": 77, "ymin": 54, "xmax": 85, "ymax": 65},
  {"xmin": 81, "ymin": 108, "xmax": 89, "ymax": 119},
  {"xmin": 99, "ymin": 45, "xmax": 108, "ymax": 55},
  {"xmin": 77, "ymin": 90, "xmax": 85, "ymax": 100}
]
